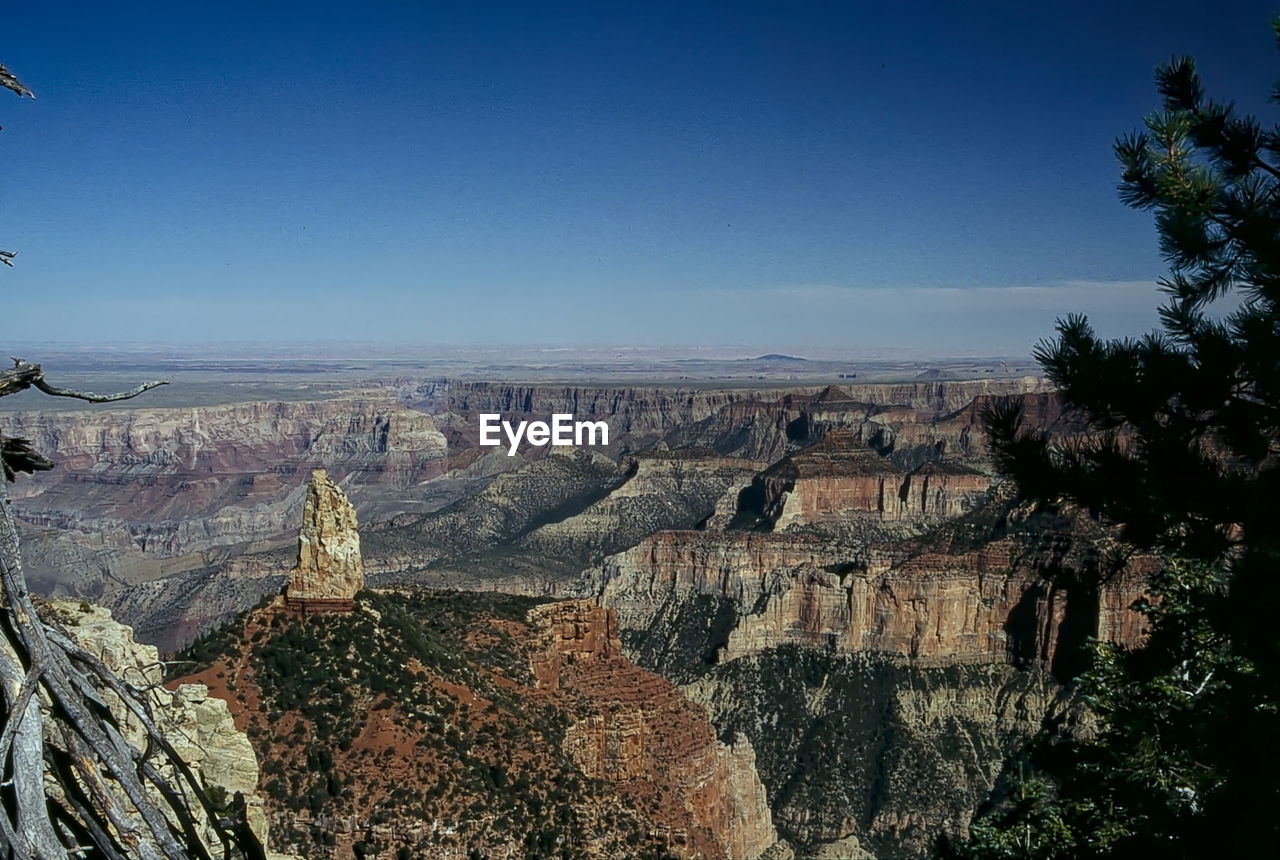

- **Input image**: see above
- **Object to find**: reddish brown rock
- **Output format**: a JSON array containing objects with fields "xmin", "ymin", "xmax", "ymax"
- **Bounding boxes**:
[
  {"xmin": 283, "ymin": 469, "xmax": 363, "ymax": 613},
  {"xmin": 528, "ymin": 600, "xmax": 778, "ymax": 860},
  {"xmin": 527, "ymin": 599, "xmax": 622, "ymax": 689}
]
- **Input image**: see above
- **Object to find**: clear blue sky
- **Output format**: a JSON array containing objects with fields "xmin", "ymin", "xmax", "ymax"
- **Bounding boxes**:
[{"xmin": 1, "ymin": 1, "xmax": 1275, "ymax": 355}]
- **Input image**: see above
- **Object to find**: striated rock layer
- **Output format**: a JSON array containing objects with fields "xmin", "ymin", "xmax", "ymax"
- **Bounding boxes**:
[
  {"xmin": 527, "ymin": 600, "xmax": 778, "ymax": 860},
  {"xmin": 596, "ymin": 525, "xmax": 1150, "ymax": 675},
  {"xmin": 283, "ymin": 469, "xmax": 363, "ymax": 613},
  {"xmin": 588, "ymin": 490, "xmax": 1154, "ymax": 857},
  {"xmin": 15, "ymin": 379, "xmax": 1068, "ymax": 651},
  {"xmin": 3, "ymin": 394, "xmax": 448, "ymax": 596},
  {"xmin": 760, "ymin": 431, "xmax": 994, "ymax": 530}
]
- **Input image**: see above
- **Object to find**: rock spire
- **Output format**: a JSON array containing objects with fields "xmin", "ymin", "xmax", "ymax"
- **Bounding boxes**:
[{"xmin": 283, "ymin": 469, "xmax": 363, "ymax": 613}]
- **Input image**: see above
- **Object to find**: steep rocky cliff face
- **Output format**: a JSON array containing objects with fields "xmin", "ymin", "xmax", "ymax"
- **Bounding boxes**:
[
  {"xmin": 596, "ymin": 514, "xmax": 1148, "ymax": 677},
  {"xmin": 37, "ymin": 600, "xmax": 290, "ymax": 857},
  {"xmin": 284, "ymin": 469, "xmax": 364, "ymax": 611},
  {"xmin": 175, "ymin": 590, "xmax": 779, "ymax": 859},
  {"xmin": 529, "ymin": 601, "xmax": 777, "ymax": 859},
  {"xmin": 753, "ymin": 431, "xmax": 994, "ymax": 533},
  {"xmin": 3, "ymin": 395, "xmax": 447, "ymax": 594},
  {"xmin": 683, "ymin": 649, "xmax": 1071, "ymax": 856},
  {"xmin": 440, "ymin": 379, "xmax": 1051, "ymax": 463},
  {"xmin": 591, "ymin": 494, "xmax": 1152, "ymax": 858},
  {"xmin": 441, "ymin": 379, "xmax": 1050, "ymax": 429},
  {"xmin": 2, "ymin": 395, "xmax": 446, "ymax": 484}
]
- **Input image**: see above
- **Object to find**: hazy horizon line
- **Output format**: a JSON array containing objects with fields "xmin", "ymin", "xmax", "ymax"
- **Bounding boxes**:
[{"xmin": 2, "ymin": 340, "xmax": 1038, "ymax": 361}]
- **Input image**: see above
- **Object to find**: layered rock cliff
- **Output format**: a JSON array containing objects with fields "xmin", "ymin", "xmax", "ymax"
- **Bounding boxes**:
[
  {"xmin": 441, "ymin": 379, "xmax": 1050, "ymax": 428},
  {"xmin": 3, "ymin": 395, "xmax": 447, "ymax": 594},
  {"xmin": 528, "ymin": 601, "xmax": 777, "ymax": 859},
  {"xmin": 755, "ymin": 431, "xmax": 994, "ymax": 532},
  {"xmin": 440, "ymin": 379, "xmax": 1051, "ymax": 463},
  {"xmin": 590, "ymin": 494, "xmax": 1152, "ymax": 857}
]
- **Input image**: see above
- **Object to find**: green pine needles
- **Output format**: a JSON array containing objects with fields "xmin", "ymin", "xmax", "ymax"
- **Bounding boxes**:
[{"xmin": 959, "ymin": 14, "xmax": 1280, "ymax": 859}]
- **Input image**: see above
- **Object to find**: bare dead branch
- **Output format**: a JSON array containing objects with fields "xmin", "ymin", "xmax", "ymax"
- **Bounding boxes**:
[
  {"xmin": 0, "ymin": 660, "xmax": 43, "ymax": 763},
  {"xmin": 0, "ymin": 358, "xmax": 168, "ymax": 403},
  {"xmin": 0, "ymin": 64, "xmax": 33, "ymax": 99},
  {"xmin": 33, "ymin": 375, "xmax": 170, "ymax": 402}
]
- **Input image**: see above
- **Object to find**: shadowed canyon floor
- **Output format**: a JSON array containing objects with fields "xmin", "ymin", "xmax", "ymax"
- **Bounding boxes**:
[{"xmin": 2, "ymin": 363, "xmax": 1148, "ymax": 858}]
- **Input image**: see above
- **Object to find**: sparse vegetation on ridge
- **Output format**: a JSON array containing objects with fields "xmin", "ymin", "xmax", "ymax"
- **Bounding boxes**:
[{"xmin": 174, "ymin": 589, "xmax": 690, "ymax": 859}]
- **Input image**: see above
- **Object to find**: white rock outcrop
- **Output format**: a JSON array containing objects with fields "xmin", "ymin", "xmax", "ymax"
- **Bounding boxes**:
[{"xmin": 45, "ymin": 600, "xmax": 282, "ymax": 855}]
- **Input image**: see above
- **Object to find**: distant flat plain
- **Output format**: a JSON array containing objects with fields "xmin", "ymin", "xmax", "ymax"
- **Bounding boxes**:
[{"xmin": 0, "ymin": 344, "xmax": 1040, "ymax": 411}]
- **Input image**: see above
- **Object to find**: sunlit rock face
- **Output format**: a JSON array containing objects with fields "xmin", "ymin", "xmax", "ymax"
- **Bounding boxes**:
[
  {"xmin": 283, "ymin": 469, "xmax": 363, "ymax": 613},
  {"xmin": 40, "ymin": 600, "xmax": 282, "ymax": 856},
  {"xmin": 527, "ymin": 599, "xmax": 779, "ymax": 860}
]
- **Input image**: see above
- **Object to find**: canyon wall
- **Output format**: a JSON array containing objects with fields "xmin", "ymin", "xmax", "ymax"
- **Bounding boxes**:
[
  {"xmin": 5, "ymin": 378, "xmax": 1055, "ymax": 608},
  {"xmin": 595, "ymin": 526, "xmax": 1148, "ymax": 673},
  {"xmin": 2, "ymin": 395, "xmax": 447, "ymax": 593},
  {"xmin": 2, "ymin": 395, "xmax": 447, "ymax": 486},
  {"xmin": 589, "ymin": 493, "xmax": 1152, "ymax": 857},
  {"xmin": 437, "ymin": 379, "xmax": 1053, "ymax": 462},
  {"xmin": 438, "ymin": 378, "xmax": 1050, "ymax": 423},
  {"xmin": 759, "ymin": 431, "xmax": 995, "ymax": 530},
  {"xmin": 528, "ymin": 600, "xmax": 778, "ymax": 860}
]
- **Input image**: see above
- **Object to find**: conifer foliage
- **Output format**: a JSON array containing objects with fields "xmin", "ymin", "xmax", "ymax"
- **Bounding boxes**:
[{"xmin": 966, "ymin": 15, "xmax": 1280, "ymax": 858}]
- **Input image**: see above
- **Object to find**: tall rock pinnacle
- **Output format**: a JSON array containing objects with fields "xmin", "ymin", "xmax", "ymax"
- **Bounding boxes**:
[{"xmin": 283, "ymin": 469, "xmax": 363, "ymax": 613}]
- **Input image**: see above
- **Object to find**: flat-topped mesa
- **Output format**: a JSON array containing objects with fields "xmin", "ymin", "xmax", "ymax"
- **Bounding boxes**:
[
  {"xmin": 283, "ymin": 469, "xmax": 363, "ymax": 614},
  {"xmin": 760, "ymin": 430, "xmax": 995, "ymax": 528}
]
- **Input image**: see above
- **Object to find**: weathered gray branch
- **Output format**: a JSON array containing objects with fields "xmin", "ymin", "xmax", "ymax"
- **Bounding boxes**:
[
  {"xmin": 34, "ymin": 374, "xmax": 170, "ymax": 402},
  {"xmin": 0, "ymin": 64, "xmax": 33, "ymax": 100},
  {"xmin": 1, "ymin": 358, "xmax": 169, "ymax": 403},
  {"xmin": 0, "ymin": 357, "xmax": 259, "ymax": 858}
]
